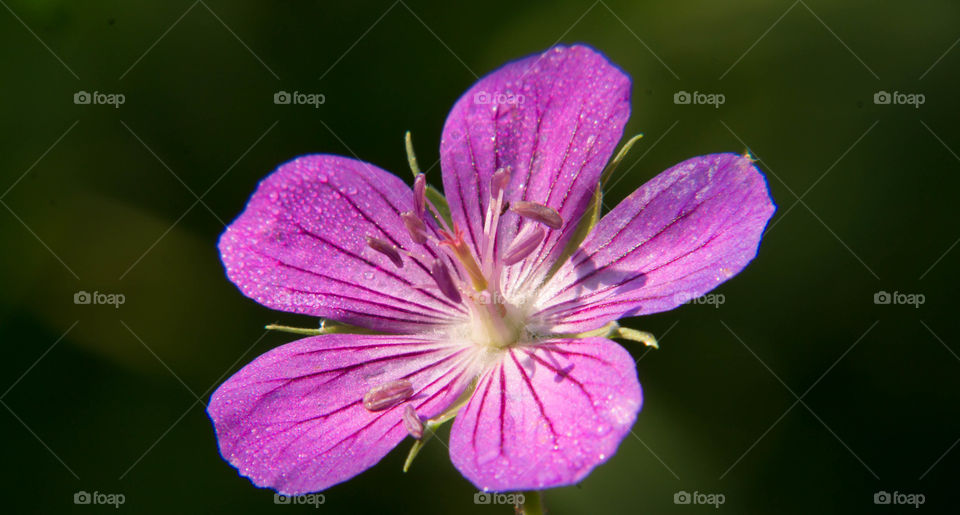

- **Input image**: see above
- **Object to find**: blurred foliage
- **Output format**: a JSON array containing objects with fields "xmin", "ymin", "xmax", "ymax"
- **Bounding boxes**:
[{"xmin": 1, "ymin": 0, "xmax": 959, "ymax": 513}]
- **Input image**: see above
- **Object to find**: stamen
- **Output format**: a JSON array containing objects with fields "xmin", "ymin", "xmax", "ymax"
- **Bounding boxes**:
[
  {"xmin": 363, "ymin": 379, "xmax": 414, "ymax": 411},
  {"xmin": 413, "ymin": 174, "xmax": 426, "ymax": 218},
  {"xmin": 402, "ymin": 404, "xmax": 424, "ymax": 439},
  {"xmin": 490, "ymin": 166, "xmax": 512, "ymax": 198},
  {"xmin": 366, "ymin": 236, "xmax": 404, "ymax": 268},
  {"xmin": 510, "ymin": 201, "xmax": 563, "ymax": 230},
  {"xmin": 401, "ymin": 211, "xmax": 428, "ymax": 244},
  {"xmin": 500, "ymin": 201, "xmax": 510, "ymax": 216},
  {"xmin": 502, "ymin": 225, "xmax": 545, "ymax": 266},
  {"xmin": 431, "ymin": 260, "xmax": 462, "ymax": 303}
]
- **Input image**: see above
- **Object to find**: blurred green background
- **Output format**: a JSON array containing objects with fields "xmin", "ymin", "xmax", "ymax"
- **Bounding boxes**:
[{"xmin": 2, "ymin": 0, "xmax": 958, "ymax": 513}]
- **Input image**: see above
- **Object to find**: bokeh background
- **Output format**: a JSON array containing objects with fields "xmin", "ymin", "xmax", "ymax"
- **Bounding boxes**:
[{"xmin": 2, "ymin": 0, "xmax": 958, "ymax": 513}]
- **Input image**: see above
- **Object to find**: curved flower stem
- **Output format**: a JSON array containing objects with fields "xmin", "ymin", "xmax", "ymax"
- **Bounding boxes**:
[{"xmin": 518, "ymin": 491, "xmax": 544, "ymax": 515}]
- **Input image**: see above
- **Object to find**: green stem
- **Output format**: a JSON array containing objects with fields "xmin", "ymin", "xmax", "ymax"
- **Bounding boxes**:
[{"xmin": 518, "ymin": 491, "xmax": 544, "ymax": 515}]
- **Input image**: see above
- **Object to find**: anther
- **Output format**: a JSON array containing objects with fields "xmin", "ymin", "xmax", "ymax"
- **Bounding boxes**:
[
  {"xmin": 502, "ymin": 226, "xmax": 545, "ymax": 265},
  {"xmin": 401, "ymin": 211, "xmax": 428, "ymax": 244},
  {"xmin": 431, "ymin": 260, "xmax": 462, "ymax": 303},
  {"xmin": 366, "ymin": 236, "xmax": 404, "ymax": 268},
  {"xmin": 490, "ymin": 167, "xmax": 512, "ymax": 198},
  {"xmin": 510, "ymin": 201, "xmax": 563, "ymax": 230},
  {"xmin": 363, "ymin": 379, "xmax": 414, "ymax": 411},
  {"xmin": 402, "ymin": 404, "xmax": 424, "ymax": 439},
  {"xmin": 413, "ymin": 174, "xmax": 426, "ymax": 218}
]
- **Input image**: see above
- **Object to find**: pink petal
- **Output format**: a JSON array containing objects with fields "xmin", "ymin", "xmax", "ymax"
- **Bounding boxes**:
[
  {"xmin": 219, "ymin": 155, "xmax": 467, "ymax": 333},
  {"xmin": 533, "ymin": 153, "xmax": 775, "ymax": 333},
  {"xmin": 448, "ymin": 337, "xmax": 641, "ymax": 491},
  {"xmin": 439, "ymin": 45, "xmax": 631, "ymax": 293},
  {"xmin": 207, "ymin": 333, "xmax": 474, "ymax": 494}
]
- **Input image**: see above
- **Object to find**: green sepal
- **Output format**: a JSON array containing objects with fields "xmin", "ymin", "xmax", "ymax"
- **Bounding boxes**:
[
  {"xmin": 601, "ymin": 133, "xmax": 644, "ymax": 186},
  {"xmin": 612, "ymin": 326, "xmax": 659, "ymax": 349},
  {"xmin": 553, "ymin": 321, "xmax": 659, "ymax": 349},
  {"xmin": 404, "ymin": 130, "xmax": 453, "ymax": 228},
  {"xmin": 404, "ymin": 131, "xmax": 421, "ymax": 178},
  {"xmin": 264, "ymin": 319, "xmax": 383, "ymax": 336},
  {"xmin": 425, "ymin": 185, "xmax": 453, "ymax": 229},
  {"xmin": 541, "ymin": 133, "xmax": 644, "ymax": 285},
  {"xmin": 543, "ymin": 179, "xmax": 602, "ymax": 284}
]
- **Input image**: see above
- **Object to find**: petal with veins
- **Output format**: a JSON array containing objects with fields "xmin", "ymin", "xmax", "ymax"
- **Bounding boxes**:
[
  {"xmin": 439, "ymin": 45, "xmax": 631, "ymax": 295},
  {"xmin": 219, "ymin": 155, "xmax": 466, "ymax": 333},
  {"xmin": 208, "ymin": 333, "xmax": 476, "ymax": 495},
  {"xmin": 533, "ymin": 153, "xmax": 776, "ymax": 333},
  {"xmin": 448, "ymin": 337, "xmax": 641, "ymax": 491}
]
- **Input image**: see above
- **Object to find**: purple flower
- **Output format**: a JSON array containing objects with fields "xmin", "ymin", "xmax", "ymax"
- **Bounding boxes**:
[{"xmin": 208, "ymin": 45, "xmax": 775, "ymax": 495}]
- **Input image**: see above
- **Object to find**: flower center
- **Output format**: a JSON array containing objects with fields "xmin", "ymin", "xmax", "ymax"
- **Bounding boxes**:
[{"xmin": 365, "ymin": 167, "xmax": 564, "ymax": 350}]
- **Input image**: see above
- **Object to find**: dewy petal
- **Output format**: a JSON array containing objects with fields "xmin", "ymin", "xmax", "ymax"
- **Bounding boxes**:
[
  {"xmin": 448, "ymin": 337, "xmax": 641, "ymax": 491},
  {"xmin": 439, "ymin": 44, "xmax": 631, "ymax": 291},
  {"xmin": 532, "ymin": 153, "xmax": 776, "ymax": 333},
  {"xmin": 218, "ymin": 155, "xmax": 467, "ymax": 333},
  {"xmin": 207, "ymin": 333, "xmax": 475, "ymax": 495}
]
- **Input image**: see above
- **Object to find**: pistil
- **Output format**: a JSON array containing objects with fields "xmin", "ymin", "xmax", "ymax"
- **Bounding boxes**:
[{"xmin": 439, "ymin": 226, "xmax": 487, "ymax": 291}]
